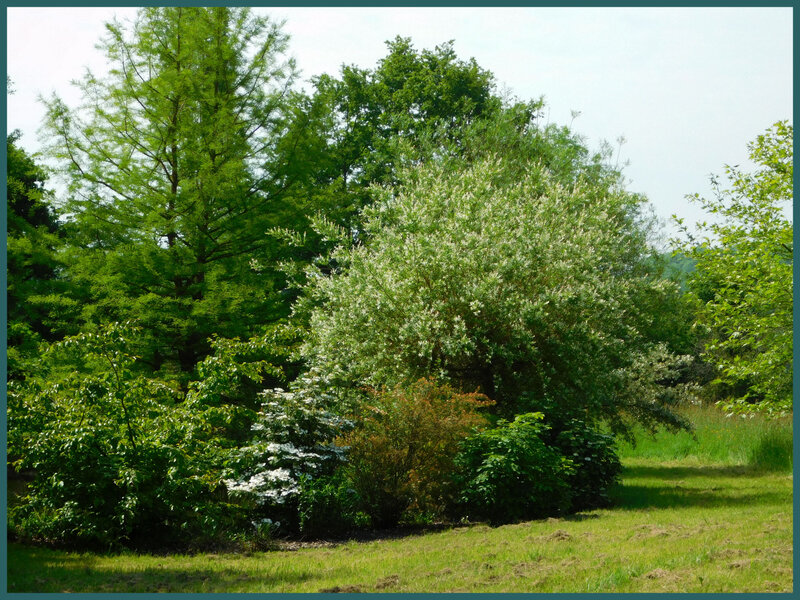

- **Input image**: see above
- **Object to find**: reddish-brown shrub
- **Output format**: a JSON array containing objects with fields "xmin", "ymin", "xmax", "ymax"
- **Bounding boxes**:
[{"xmin": 338, "ymin": 378, "xmax": 493, "ymax": 526}]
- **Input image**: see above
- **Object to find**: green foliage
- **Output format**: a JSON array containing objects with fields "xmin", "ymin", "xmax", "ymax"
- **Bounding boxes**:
[
  {"xmin": 310, "ymin": 36, "xmax": 500, "ymax": 230},
  {"xmin": 296, "ymin": 471, "xmax": 370, "ymax": 538},
  {"xmin": 7, "ymin": 457, "xmax": 793, "ymax": 593},
  {"xmin": 338, "ymin": 379, "xmax": 493, "ymax": 527},
  {"xmin": 6, "ymin": 132, "xmax": 80, "ymax": 379},
  {"xmin": 551, "ymin": 420, "xmax": 621, "ymax": 510},
  {"xmin": 221, "ymin": 369, "xmax": 351, "ymax": 531},
  {"xmin": 439, "ymin": 99, "xmax": 615, "ymax": 192},
  {"xmin": 304, "ymin": 154, "xmax": 694, "ymax": 436},
  {"xmin": 190, "ymin": 326, "xmax": 299, "ymax": 409},
  {"xmin": 454, "ymin": 413, "xmax": 574, "ymax": 524},
  {"xmin": 273, "ymin": 37, "xmax": 505, "ymax": 307},
  {"xmin": 7, "ymin": 323, "xmax": 246, "ymax": 550},
  {"xmin": 676, "ymin": 121, "xmax": 792, "ymax": 416},
  {"xmin": 182, "ymin": 325, "xmax": 301, "ymax": 452},
  {"xmin": 42, "ymin": 7, "xmax": 312, "ymax": 383},
  {"xmin": 17, "ymin": 12, "xmax": 779, "ymax": 550}
]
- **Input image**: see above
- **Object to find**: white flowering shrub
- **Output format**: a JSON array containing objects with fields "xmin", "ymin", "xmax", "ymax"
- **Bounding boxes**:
[
  {"xmin": 303, "ymin": 155, "xmax": 695, "ymax": 437},
  {"xmin": 222, "ymin": 371, "xmax": 351, "ymax": 517}
]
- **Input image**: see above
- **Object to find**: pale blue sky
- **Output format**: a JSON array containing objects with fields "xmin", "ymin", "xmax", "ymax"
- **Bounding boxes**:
[{"xmin": 6, "ymin": 6, "xmax": 793, "ymax": 241}]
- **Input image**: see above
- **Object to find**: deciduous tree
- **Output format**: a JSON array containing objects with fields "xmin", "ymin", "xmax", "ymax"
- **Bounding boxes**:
[
  {"xmin": 676, "ymin": 121, "xmax": 793, "ymax": 415},
  {"xmin": 303, "ymin": 152, "xmax": 694, "ymax": 437},
  {"xmin": 309, "ymin": 37, "xmax": 500, "ymax": 235}
]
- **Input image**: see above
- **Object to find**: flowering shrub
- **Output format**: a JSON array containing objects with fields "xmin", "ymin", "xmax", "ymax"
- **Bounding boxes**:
[
  {"xmin": 222, "ymin": 370, "xmax": 350, "ymax": 529},
  {"xmin": 303, "ymin": 156, "xmax": 695, "ymax": 437},
  {"xmin": 338, "ymin": 378, "xmax": 493, "ymax": 526},
  {"xmin": 454, "ymin": 412, "xmax": 574, "ymax": 524}
]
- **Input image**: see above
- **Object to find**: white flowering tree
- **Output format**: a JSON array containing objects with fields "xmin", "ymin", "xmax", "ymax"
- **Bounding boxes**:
[
  {"xmin": 302, "ymin": 156, "xmax": 694, "ymax": 437},
  {"xmin": 222, "ymin": 370, "xmax": 350, "ymax": 513}
]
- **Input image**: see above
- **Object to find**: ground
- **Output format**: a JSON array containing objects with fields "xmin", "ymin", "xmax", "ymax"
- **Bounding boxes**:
[{"xmin": 7, "ymin": 454, "xmax": 793, "ymax": 593}]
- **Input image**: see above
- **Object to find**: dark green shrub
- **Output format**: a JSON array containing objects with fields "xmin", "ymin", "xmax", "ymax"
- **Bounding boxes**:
[
  {"xmin": 553, "ymin": 419, "xmax": 621, "ymax": 511},
  {"xmin": 453, "ymin": 412, "xmax": 574, "ymax": 524},
  {"xmin": 296, "ymin": 471, "xmax": 370, "ymax": 537}
]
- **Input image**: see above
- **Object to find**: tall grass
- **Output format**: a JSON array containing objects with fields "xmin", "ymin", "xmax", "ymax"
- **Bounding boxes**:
[{"xmin": 617, "ymin": 403, "xmax": 793, "ymax": 470}]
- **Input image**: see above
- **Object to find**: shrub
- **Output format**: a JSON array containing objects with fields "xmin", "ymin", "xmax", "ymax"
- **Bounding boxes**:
[
  {"xmin": 221, "ymin": 369, "xmax": 351, "ymax": 532},
  {"xmin": 7, "ymin": 323, "xmax": 243, "ymax": 550},
  {"xmin": 296, "ymin": 471, "xmax": 371, "ymax": 538},
  {"xmin": 453, "ymin": 412, "xmax": 574, "ymax": 524},
  {"xmin": 338, "ymin": 378, "xmax": 493, "ymax": 527},
  {"xmin": 552, "ymin": 419, "xmax": 621, "ymax": 511}
]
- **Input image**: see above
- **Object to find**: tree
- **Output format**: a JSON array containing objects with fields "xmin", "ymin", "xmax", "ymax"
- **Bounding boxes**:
[
  {"xmin": 6, "ymin": 131, "xmax": 79, "ymax": 379},
  {"xmin": 279, "ymin": 47, "xmax": 628, "ymax": 324},
  {"xmin": 302, "ymin": 150, "xmax": 694, "ymax": 438},
  {"xmin": 676, "ymin": 121, "xmax": 792, "ymax": 415},
  {"xmin": 42, "ymin": 7, "xmax": 311, "ymax": 384},
  {"xmin": 270, "ymin": 38, "xmax": 509, "ymax": 327},
  {"xmin": 308, "ymin": 37, "xmax": 501, "ymax": 235}
]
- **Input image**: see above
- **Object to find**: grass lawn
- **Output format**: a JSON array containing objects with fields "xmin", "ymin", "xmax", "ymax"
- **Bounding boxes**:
[{"xmin": 7, "ymin": 406, "xmax": 793, "ymax": 593}]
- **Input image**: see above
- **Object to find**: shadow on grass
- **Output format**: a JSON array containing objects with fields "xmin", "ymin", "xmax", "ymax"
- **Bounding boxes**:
[
  {"xmin": 622, "ymin": 463, "xmax": 755, "ymax": 480},
  {"xmin": 7, "ymin": 543, "xmax": 312, "ymax": 593},
  {"xmin": 611, "ymin": 463, "xmax": 791, "ymax": 511}
]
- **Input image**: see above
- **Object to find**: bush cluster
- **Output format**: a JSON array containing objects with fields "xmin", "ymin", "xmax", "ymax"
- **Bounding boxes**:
[
  {"xmin": 7, "ymin": 324, "xmax": 245, "ymax": 550},
  {"xmin": 454, "ymin": 413, "xmax": 574, "ymax": 523},
  {"xmin": 282, "ymin": 382, "xmax": 620, "ymax": 533},
  {"xmin": 9, "ymin": 328, "xmax": 622, "ymax": 548}
]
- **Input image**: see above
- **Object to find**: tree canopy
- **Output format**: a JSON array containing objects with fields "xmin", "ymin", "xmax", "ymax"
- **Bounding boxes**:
[
  {"xmin": 42, "ymin": 7, "xmax": 310, "ymax": 384},
  {"xmin": 6, "ymin": 132, "xmax": 78, "ymax": 379},
  {"xmin": 307, "ymin": 37, "xmax": 501, "ymax": 234}
]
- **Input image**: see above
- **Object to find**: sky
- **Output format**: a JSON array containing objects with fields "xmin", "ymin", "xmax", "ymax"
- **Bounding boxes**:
[{"xmin": 5, "ymin": 6, "xmax": 794, "ymax": 242}]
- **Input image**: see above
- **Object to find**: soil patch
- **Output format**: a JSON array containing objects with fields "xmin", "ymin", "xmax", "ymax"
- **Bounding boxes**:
[
  {"xmin": 319, "ymin": 584, "xmax": 364, "ymax": 593},
  {"xmin": 374, "ymin": 575, "xmax": 400, "ymax": 589}
]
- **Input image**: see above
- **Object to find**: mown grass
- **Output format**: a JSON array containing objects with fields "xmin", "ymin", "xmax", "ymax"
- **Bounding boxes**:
[{"xmin": 7, "ymin": 404, "xmax": 793, "ymax": 593}]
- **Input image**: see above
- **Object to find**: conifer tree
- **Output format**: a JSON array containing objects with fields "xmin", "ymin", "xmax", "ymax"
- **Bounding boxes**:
[{"xmin": 44, "ymin": 7, "xmax": 309, "ymax": 383}]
